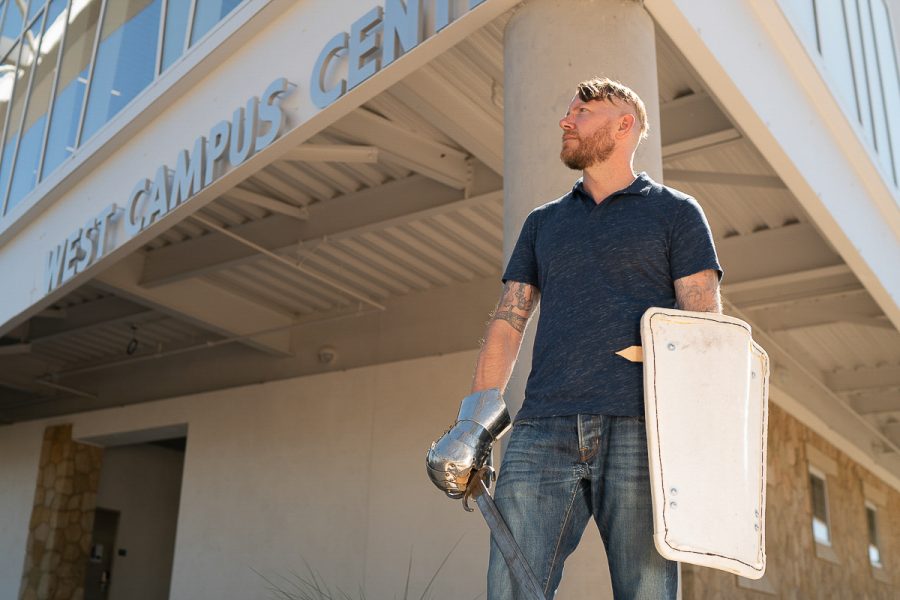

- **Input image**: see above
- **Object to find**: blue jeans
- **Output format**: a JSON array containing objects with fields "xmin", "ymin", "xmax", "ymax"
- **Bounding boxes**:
[{"xmin": 487, "ymin": 415, "xmax": 677, "ymax": 599}]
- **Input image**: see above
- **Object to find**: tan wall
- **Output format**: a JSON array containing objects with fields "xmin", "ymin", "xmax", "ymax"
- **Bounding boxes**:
[{"xmin": 683, "ymin": 402, "xmax": 899, "ymax": 599}]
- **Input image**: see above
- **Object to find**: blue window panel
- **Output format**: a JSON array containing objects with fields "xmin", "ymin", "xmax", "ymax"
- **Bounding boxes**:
[
  {"xmin": 0, "ymin": 42, "xmax": 20, "ymax": 167},
  {"xmin": 6, "ymin": 113, "xmax": 44, "ymax": 210},
  {"xmin": 41, "ymin": 73, "xmax": 85, "ymax": 178},
  {"xmin": 6, "ymin": 0, "xmax": 66, "ymax": 211},
  {"xmin": 190, "ymin": 0, "xmax": 241, "ymax": 46},
  {"xmin": 41, "ymin": 0, "xmax": 103, "ymax": 180},
  {"xmin": 80, "ymin": 0, "xmax": 162, "ymax": 145},
  {"xmin": 161, "ymin": 0, "xmax": 190, "ymax": 72},
  {"xmin": 28, "ymin": 0, "xmax": 44, "ymax": 23},
  {"xmin": 2, "ymin": 0, "xmax": 24, "ymax": 40},
  {"xmin": 0, "ymin": 16, "xmax": 42, "ymax": 213}
]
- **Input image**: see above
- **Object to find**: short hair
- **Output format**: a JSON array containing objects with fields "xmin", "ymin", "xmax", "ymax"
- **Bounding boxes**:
[{"xmin": 576, "ymin": 77, "xmax": 649, "ymax": 141}]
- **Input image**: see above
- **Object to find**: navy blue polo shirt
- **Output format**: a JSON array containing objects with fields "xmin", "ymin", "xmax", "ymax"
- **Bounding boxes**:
[{"xmin": 502, "ymin": 172, "xmax": 722, "ymax": 418}]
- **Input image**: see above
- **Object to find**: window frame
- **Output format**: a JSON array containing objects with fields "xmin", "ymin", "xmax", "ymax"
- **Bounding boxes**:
[
  {"xmin": 808, "ymin": 465, "xmax": 833, "ymax": 547},
  {"xmin": 0, "ymin": 0, "xmax": 271, "ymax": 239},
  {"xmin": 864, "ymin": 500, "xmax": 882, "ymax": 569}
]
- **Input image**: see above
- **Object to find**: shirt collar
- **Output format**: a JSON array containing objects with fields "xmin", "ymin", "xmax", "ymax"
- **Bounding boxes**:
[{"xmin": 572, "ymin": 172, "xmax": 654, "ymax": 203}]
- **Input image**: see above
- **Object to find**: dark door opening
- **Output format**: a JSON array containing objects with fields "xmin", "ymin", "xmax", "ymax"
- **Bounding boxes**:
[{"xmin": 84, "ymin": 508, "xmax": 120, "ymax": 600}]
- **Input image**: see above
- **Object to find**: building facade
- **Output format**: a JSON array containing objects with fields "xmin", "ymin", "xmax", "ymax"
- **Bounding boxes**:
[{"xmin": 0, "ymin": 0, "xmax": 898, "ymax": 598}]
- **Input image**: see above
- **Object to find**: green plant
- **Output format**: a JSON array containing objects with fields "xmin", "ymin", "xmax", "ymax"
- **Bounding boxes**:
[{"xmin": 255, "ymin": 536, "xmax": 482, "ymax": 600}]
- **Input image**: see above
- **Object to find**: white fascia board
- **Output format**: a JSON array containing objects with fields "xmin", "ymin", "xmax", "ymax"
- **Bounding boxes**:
[
  {"xmin": 0, "ymin": 0, "xmax": 520, "ymax": 336},
  {"xmin": 645, "ymin": 0, "xmax": 900, "ymax": 330}
]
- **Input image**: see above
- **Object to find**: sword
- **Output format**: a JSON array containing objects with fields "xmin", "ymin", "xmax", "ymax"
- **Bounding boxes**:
[{"xmin": 462, "ymin": 467, "xmax": 548, "ymax": 600}]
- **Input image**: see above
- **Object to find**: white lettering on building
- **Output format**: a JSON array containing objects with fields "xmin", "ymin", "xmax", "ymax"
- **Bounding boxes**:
[
  {"xmin": 45, "ymin": 78, "xmax": 292, "ymax": 295},
  {"xmin": 311, "ymin": 0, "xmax": 486, "ymax": 108}
]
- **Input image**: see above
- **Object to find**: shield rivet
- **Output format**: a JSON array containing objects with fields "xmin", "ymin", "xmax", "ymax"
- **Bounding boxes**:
[
  {"xmin": 754, "ymin": 509, "xmax": 760, "ymax": 518},
  {"xmin": 670, "ymin": 488, "xmax": 678, "ymax": 496},
  {"xmin": 754, "ymin": 524, "xmax": 760, "ymax": 531},
  {"xmin": 751, "ymin": 371, "xmax": 757, "ymax": 379},
  {"xmin": 667, "ymin": 343, "xmax": 676, "ymax": 351},
  {"xmin": 669, "ymin": 501, "xmax": 677, "ymax": 509}
]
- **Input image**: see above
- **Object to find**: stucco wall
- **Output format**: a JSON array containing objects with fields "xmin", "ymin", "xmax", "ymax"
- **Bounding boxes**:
[
  {"xmin": 682, "ymin": 402, "xmax": 898, "ymax": 599},
  {"xmin": 0, "ymin": 350, "xmax": 613, "ymax": 599},
  {"xmin": 5, "ymin": 354, "xmax": 897, "ymax": 599}
]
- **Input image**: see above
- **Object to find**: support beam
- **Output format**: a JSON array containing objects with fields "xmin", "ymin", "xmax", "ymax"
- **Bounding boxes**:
[
  {"xmin": 725, "ymin": 301, "xmax": 900, "ymax": 485},
  {"xmin": 662, "ymin": 129, "xmax": 743, "ymax": 160},
  {"xmin": 226, "ymin": 187, "xmax": 309, "ymax": 220},
  {"xmin": 393, "ymin": 67, "xmax": 503, "ymax": 173},
  {"xmin": 645, "ymin": 0, "xmax": 900, "ymax": 334},
  {"xmin": 331, "ymin": 108, "xmax": 471, "ymax": 189},
  {"xmin": 722, "ymin": 265, "xmax": 859, "ymax": 307},
  {"xmin": 0, "ymin": 344, "xmax": 30, "ymax": 355},
  {"xmin": 96, "ymin": 254, "xmax": 293, "ymax": 356},
  {"xmin": 747, "ymin": 290, "xmax": 889, "ymax": 331},
  {"xmin": 659, "ymin": 93, "xmax": 746, "ymax": 160},
  {"xmin": 826, "ymin": 365, "xmax": 900, "ymax": 393},
  {"xmin": 139, "ymin": 176, "xmax": 462, "ymax": 287},
  {"xmin": 717, "ymin": 223, "xmax": 843, "ymax": 285},
  {"xmin": 660, "ymin": 92, "xmax": 735, "ymax": 149},
  {"xmin": 283, "ymin": 144, "xmax": 379, "ymax": 163},
  {"xmin": 884, "ymin": 421, "xmax": 900, "ymax": 449},
  {"xmin": 845, "ymin": 389, "xmax": 900, "ymax": 415},
  {"xmin": 665, "ymin": 169, "xmax": 784, "ymax": 189},
  {"xmin": 27, "ymin": 297, "xmax": 154, "ymax": 342}
]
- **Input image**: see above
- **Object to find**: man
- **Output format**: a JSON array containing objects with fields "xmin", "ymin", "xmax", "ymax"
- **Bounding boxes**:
[{"xmin": 428, "ymin": 78, "xmax": 722, "ymax": 599}]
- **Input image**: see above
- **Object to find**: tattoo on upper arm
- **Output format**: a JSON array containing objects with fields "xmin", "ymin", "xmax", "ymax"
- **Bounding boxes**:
[
  {"xmin": 489, "ymin": 281, "xmax": 540, "ymax": 333},
  {"xmin": 674, "ymin": 270, "xmax": 722, "ymax": 313}
]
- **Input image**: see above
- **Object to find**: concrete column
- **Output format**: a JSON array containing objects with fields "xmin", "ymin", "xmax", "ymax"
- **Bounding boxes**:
[{"xmin": 502, "ymin": 1, "xmax": 663, "ymax": 598}]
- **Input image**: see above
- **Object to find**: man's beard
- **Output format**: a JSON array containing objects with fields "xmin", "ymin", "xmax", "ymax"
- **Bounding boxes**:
[{"xmin": 560, "ymin": 126, "xmax": 615, "ymax": 170}]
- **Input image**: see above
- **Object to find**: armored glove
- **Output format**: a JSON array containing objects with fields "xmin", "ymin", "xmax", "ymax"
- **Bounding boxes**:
[{"xmin": 426, "ymin": 388, "xmax": 511, "ymax": 498}]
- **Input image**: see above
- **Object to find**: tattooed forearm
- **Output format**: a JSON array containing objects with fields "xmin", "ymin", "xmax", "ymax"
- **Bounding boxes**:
[
  {"xmin": 490, "ymin": 309, "xmax": 529, "ymax": 333},
  {"xmin": 488, "ymin": 281, "xmax": 540, "ymax": 333},
  {"xmin": 513, "ymin": 282, "xmax": 534, "ymax": 311},
  {"xmin": 674, "ymin": 270, "xmax": 722, "ymax": 313}
]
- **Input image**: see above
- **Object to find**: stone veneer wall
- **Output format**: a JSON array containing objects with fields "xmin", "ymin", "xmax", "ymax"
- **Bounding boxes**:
[
  {"xmin": 18, "ymin": 424, "xmax": 104, "ymax": 600},
  {"xmin": 682, "ymin": 404, "xmax": 899, "ymax": 599}
]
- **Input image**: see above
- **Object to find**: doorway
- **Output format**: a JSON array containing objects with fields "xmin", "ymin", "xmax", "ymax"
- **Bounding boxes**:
[
  {"xmin": 83, "ymin": 435, "xmax": 186, "ymax": 600},
  {"xmin": 84, "ymin": 509, "xmax": 120, "ymax": 600}
]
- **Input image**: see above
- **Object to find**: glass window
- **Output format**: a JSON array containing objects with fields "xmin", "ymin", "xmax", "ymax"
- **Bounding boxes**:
[
  {"xmin": 843, "ymin": 0, "xmax": 873, "ymax": 139},
  {"xmin": 41, "ymin": 0, "xmax": 102, "ymax": 179},
  {"xmin": 6, "ymin": 0, "xmax": 65, "ymax": 211},
  {"xmin": 189, "ymin": 0, "xmax": 240, "ymax": 46},
  {"xmin": 27, "ymin": 0, "xmax": 45, "ymax": 23},
  {"xmin": 815, "ymin": 0, "xmax": 858, "ymax": 118},
  {"xmin": 2, "ymin": 0, "xmax": 25, "ymax": 41},
  {"xmin": 0, "ymin": 0, "xmax": 248, "ymax": 215},
  {"xmin": 809, "ymin": 469, "xmax": 831, "ymax": 546},
  {"xmin": 160, "ymin": 0, "xmax": 190, "ymax": 72},
  {"xmin": 857, "ymin": 0, "xmax": 889, "ymax": 165},
  {"xmin": 80, "ymin": 0, "xmax": 162, "ymax": 142},
  {"xmin": 0, "ymin": 43, "xmax": 20, "ymax": 163},
  {"xmin": 781, "ymin": 0, "xmax": 820, "ymax": 51},
  {"xmin": 870, "ymin": 0, "xmax": 899, "ymax": 185},
  {"xmin": 0, "ymin": 16, "xmax": 43, "ymax": 213},
  {"xmin": 865, "ymin": 502, "xmax": 882, "ymax": 567}
]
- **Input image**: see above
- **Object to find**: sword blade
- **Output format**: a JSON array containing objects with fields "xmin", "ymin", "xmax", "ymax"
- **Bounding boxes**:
[{"xmin": 474, "ymin": 480, "xmax": 547, "ymax": 600}]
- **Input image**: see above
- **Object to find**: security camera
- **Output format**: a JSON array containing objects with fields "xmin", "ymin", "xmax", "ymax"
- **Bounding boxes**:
[{"xmin": 317, "ymin": 346, "xmax": 337, "ymax": 365}]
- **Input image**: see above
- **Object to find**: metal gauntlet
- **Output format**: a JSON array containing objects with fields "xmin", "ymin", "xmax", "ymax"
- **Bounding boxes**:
[{"xmin": 426, "ymin": 388, "xmax": 512, "ymax": 498}]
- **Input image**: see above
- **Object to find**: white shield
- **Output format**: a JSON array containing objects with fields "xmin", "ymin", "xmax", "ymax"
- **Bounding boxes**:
[{"xmin": 640, "ymin": 307, "xmax": 769, "ymax": 579}]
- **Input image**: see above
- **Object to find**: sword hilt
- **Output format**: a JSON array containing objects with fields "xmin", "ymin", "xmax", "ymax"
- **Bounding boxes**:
[{"xmin": 462, "ymin": 465, "xmax": 493, "ymax": 512}]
